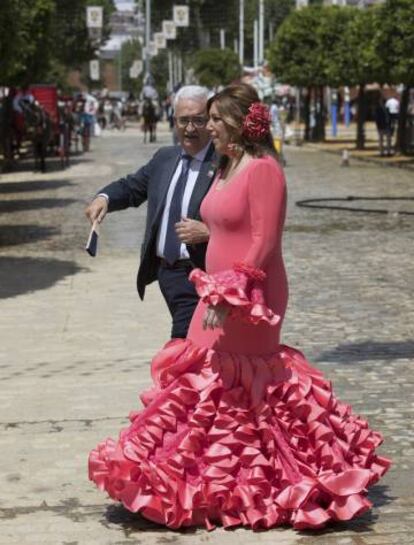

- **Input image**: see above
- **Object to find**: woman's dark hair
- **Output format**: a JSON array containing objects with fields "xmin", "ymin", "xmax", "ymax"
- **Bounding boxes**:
[{"xmin": 207, "ymin": 83, "xmax": 277, "ymax": 169}]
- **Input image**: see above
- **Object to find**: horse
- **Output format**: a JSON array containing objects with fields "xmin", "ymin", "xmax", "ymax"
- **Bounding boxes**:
[
  {"xmin": 141, "ymin": 98, "xmax": 158, "ymax": 143},
  {"xmin": 21, "ymin": 100, "xmax": 53, "ymax": 172},
  {"xmin": 0, "ymin": 94, "xmax": 15, "ymax": 171}
]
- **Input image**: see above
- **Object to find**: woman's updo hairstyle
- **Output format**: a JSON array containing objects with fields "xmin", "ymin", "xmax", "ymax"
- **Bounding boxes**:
[{"xmin": 207, "ymin": 83, "xmax": 277, "ymax": 167}]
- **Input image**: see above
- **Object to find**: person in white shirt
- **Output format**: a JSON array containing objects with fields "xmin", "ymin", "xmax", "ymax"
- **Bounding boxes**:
[
  {"xmin": 85, "ymin": 86, "xmax": 215, "ymax": 339},
  {"xmin": 385, "ymin": 96, "xmax": 400, "ymax": 140},
  {"xmin": 385, "ymin": 96, "xmax": 399, "ymax": 115}
]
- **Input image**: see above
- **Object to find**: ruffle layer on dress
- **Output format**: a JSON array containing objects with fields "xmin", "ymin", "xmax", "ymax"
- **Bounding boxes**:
[
  {"xmin": 89, "ymin": 338, "xmax": 391, "ymax": 531},
  {"xmin": 189, "ymin": 266, "xmax": 279, "ymax": 326}
]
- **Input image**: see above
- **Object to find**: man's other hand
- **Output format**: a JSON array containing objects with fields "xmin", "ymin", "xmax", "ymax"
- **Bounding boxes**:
[
  {"xmin": 202, "ymin": 304, "xmax": 229, "ymax": 330},
  {"xmin": 85, "ymin": 196, "xmax": 108, "ymax": 224},
  {"xmin": 175, "ymin": 217, "xmax": 209, "ymax": 245}
]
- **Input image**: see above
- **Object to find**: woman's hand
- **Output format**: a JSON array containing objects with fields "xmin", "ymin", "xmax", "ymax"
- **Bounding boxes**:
[{"xmin": 202, "ymin": 304, "xmax": 229, "ymax": 330}]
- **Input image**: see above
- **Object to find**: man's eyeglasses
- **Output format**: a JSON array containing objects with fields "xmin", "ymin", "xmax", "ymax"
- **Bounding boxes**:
[{"xmin": 175, "ymin": 116, "xmax": 208, "ymax": 128}]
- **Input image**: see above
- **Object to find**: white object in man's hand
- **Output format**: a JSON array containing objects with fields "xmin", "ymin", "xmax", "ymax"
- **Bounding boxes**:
[
  {"xmin": 85, "ymin": 195, "xmax": 108, "ymax": 224},
  {"xmin": 175, "ymin": 217, "xmax": 209, "ymax": 244}
]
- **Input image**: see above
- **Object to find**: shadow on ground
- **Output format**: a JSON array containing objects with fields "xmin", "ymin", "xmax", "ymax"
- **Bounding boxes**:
[
  {"xmin": 285, "ymin": 218, "xmax": 413, "ymax": 234},
  {"xmin": 0, "ymin": 224, "xmax": 59, "ymax": 247},
  {"xmin": 296, "ymin": 485, "xmax": 395, "ymax": 540},
  {"xmin": 0, "ymin": 256, "xmax": 83, "ymax": 298},
  {"xmin": 0, "ymin": 198, "xmax": 78, "ymax": 213},
  {"xmin": 103, "ymin": 504, "xmax": 197, "ymax": 535},
  {"xmin": 317, "ymin": 341, "xmax": 414, "ymax": 363},
  {"xmin": 0, "ymin": 179, "xmax": 74, "ymax": 194},
  {"xmin": 2, "ymin": 154, "xmax": 93, "ymax": 174},
  {"xmin": 101, "ymin": 485, "xmax": 394, "ymax": 538},
  {"xmin": 296, "ymin": 196, "xmax": 414, "ymax": 216}
]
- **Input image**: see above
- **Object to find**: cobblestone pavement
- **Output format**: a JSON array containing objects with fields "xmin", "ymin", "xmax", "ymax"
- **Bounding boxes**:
[{"xmin": 0, "ymin": 126, "xmax": 413, "ymax": 545}]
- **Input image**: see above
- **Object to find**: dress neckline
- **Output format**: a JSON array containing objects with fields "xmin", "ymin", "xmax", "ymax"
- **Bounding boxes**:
[{"xmin": 214, "ymin": 155, "xmax": 271, "ymax": 192}]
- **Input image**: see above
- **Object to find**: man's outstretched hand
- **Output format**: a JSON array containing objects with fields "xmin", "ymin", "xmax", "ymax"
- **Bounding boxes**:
[
  {"xmin": 175, "ymin": 217, "xmax": 209, "ymax": 245},
  {"xmin": 85, "ymin": 196, "xmax": 108, "ymax": 224}
]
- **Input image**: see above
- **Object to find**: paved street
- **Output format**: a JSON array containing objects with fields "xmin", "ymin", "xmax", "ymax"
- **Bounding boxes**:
[{"xmin": 0, "ymin": 125, "xmax": 413, "ymax": 545}]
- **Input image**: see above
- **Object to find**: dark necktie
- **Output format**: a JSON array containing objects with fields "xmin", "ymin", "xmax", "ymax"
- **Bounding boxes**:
[{"xmin": 163, "ymin": 154, "xmax": 193, "ymax": 265}]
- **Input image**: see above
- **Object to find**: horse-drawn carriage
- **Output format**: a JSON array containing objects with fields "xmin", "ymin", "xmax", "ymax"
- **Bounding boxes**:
[
  {"xmin": 10, "ymin": 84, "xmax": 72, "ymax": 172},
  {"xmin": 29, "ymin": 85, "xmax": 73, "ymax": 171}
]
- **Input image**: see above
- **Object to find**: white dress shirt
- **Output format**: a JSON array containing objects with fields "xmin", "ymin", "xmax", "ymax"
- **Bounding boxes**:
[
  {"xmin": 157, "ymin": 143, "xmax": 211, "ymax": 260},
  {"xmin": 385, "ymin": 97, "xmax": 399, "ymax": 115}
]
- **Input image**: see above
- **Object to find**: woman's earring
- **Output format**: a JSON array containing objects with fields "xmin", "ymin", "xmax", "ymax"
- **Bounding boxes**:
[{"xmin": 227, "ymin": 142, "xmax": 243, "ymax": 156}]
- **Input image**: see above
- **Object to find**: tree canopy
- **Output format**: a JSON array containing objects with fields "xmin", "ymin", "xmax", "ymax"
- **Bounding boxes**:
[
  {"xmin": 192, "ymin": 48, "xmax": 242, "ymax": 88},
  {"xmin": 118, "ymin": 39, "xmax": 143, "ymax": 98},
  {"xmin": 267, "ymin": 6, "xmax": 326, "ymax": 87},
  {"xmin": 0, "ymin": 0, "xmax": 115, "ymax": 87},
  {"xmin": 376, "ymin": 0, "xmax": 414, "ymax": 87}
]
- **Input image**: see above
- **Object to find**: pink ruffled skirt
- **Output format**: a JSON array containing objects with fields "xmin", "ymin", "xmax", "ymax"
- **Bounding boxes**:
[{"xmin": 88, "ymin": 339, "xmax": 390, "ymax": 530}]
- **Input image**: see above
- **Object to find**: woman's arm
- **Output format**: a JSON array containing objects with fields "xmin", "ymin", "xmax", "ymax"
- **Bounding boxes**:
[
  {"xmin": 242, "ymin": 158, "xmax": 286, "ymax": 270},
  {"xmin": 191, "ymin": 159, "xmax": 285, "ymax": 329}
]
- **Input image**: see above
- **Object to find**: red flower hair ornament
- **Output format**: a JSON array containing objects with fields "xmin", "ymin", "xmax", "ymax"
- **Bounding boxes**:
[{"xmin": 242, "ymin": 102, "xmax": 271, "ymax": 141}]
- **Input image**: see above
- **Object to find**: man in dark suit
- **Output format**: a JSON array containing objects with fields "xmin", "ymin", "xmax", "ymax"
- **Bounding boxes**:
[{"xmin": 85, "ymin": 86, "xmax": 215, "ymax": 339}]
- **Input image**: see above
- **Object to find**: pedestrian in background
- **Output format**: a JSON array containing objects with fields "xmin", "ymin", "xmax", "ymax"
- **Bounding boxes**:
[
  {"xmin": 385, "ymin": 95, "xmax": 400, "ymax": 153},
  {"xmin": 374, "ymin": 95, "xmax": 392, "ymax": 156}
]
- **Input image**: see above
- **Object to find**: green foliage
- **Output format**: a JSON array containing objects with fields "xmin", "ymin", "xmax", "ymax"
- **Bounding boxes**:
[
  {"xmin": 376, "ymin": 0, "xmax": 414, "ymax": 153},
  {"xmin": 268, "ymin": 6, "xmax": 326, "ymax": 86},
  {"xmin": 376, "ymin": 0, "xmax": 414, "ymax": 85},
  {"xmin": 151, "ymin": 51, "xmax": 170, "ymax": 100},
  {"xmin": 268, "ymin": 5, "xmax": 386, "ymax": 88},
  {"xmin": 192, "ymin": 48, "xmax": 242, "ymax": 88},
  {"xmin": 52, "ymin": 0, "xmax": 114, "ymax": 70},
  {"xmin": 118, "ymin": 39, "xmax": 143, "ymax": 97},
  {"xmin": 233, "ymin": 0, "xmax": 294, "ymax": 65},
  {"xmin": 0, "ymin": 0, "xmax": 115, "ymax": 86},
  {"xmin": 265, "ymin": 0, "xmax": 296, "ymax": 31},
  {"xmin": 0, "ymin": 0, "xmax": 55, "ymax": 85},
  {"xmin": 148, "ymin": 0, "xmax": 294, "ymax": 66},
  {"xmin": 118, "ymin": 40, "xmax": 168, "ymax": 99},
  {"xmin": 318, "ymin": 7, "xmax": 356, "ymax": 87},
  {"xmin": 330, "ymin": 7, "xmax": 384, "ymax": 87}
]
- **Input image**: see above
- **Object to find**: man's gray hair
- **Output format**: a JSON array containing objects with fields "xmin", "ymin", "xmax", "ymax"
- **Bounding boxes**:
[{"xmin": 173, "ymin": 85, "xmax": 210, "ymax": 109}]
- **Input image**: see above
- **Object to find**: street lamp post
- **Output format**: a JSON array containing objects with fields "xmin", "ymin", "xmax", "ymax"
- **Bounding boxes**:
[
  {"xmin": 331, "ymin": 89, "xmax": 338, "ymax": 137},
  {"xmin": 254, "ymin": 19, "xmax": 258, "ymax": 69},
  {"xmin": 145, "ymin": 0, "xmax": 151, "ymax": 80},
  {"xmin": 118, "ymin": 46, "xmax": 122, "ymax": 92},
  {"xmin": 344, "ymin": 86, "xmax": 351, "ymax": 127},
  {"xmin": 220, "ymin": 28, "xmax": 226, "ymax": 50},
  {"xmin": 295, "ymin": 87, "xmax": 302, "ymax": 145},
  {"xmin": 239, "ymin": 0, "xmax": 244, "ymax": 66},
  {"xmin": 259, "ymin": 0, "xmax": 264, "ymax": 65}
]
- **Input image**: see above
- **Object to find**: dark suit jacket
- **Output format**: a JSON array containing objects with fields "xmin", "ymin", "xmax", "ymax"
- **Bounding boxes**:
[{"xmin": 100, "ymin": 143, "xmax": 216, "ymax": 299}]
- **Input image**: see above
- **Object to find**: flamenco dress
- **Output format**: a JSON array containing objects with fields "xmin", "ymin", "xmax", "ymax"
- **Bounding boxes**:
[{"xmin": 89, "ymin": 156, "xmax": 391, "ymax": 530}]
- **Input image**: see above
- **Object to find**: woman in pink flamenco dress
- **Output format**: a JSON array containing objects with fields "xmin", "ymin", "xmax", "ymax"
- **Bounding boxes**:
[{"xmin": 89, "ymin": 84, "xmax": 390, "ymax": 531}]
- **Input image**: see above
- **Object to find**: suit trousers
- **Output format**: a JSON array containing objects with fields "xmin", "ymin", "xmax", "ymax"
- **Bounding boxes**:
[{"xmin": 157, "ymin": 263, "xmax": 199, "ymax": 339}]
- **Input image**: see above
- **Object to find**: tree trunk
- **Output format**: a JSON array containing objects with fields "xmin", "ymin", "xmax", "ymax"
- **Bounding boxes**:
[
  {"xmin": 356, "ymin": 84, "xmax": 366, "ymax": 150},
  {"xmin": 315, "ymin": 85, "xmax": 326, "ymax": 141},
  {"xmin": 396, "ymin": 85, "xmax": 410, "ymax": 155},
  {"xmin": 304, "ymin": 87, "xmax": 311, "ymax": 142}
]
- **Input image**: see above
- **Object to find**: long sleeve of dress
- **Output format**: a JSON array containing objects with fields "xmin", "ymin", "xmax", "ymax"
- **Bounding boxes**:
[{"xmin": 242, "ymin": 160, "xmax": 286, "ymax": 269}]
